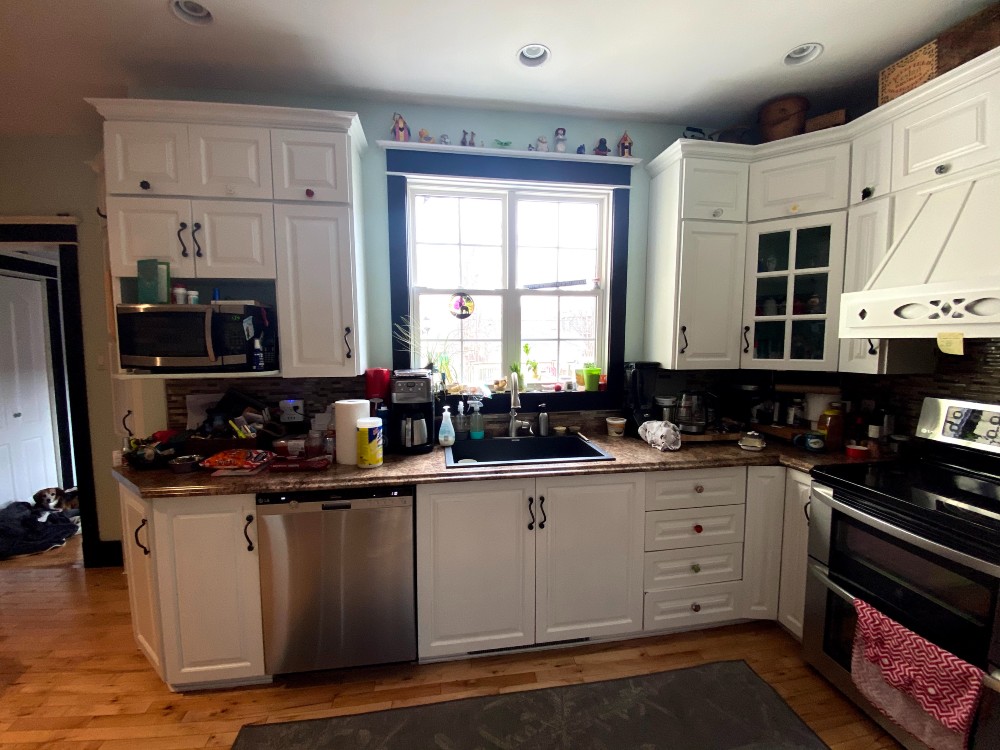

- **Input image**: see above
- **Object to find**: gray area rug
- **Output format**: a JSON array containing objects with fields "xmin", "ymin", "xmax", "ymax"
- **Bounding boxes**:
[{"xmin": 233, "ymin": 660, "xmax": 828, "ymax": 749}]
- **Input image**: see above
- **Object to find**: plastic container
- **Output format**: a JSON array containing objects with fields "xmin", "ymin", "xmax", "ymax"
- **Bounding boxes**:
[
  {"xmin": 584, "ymin": 367, "xmax": 602, "ymax": 392},
  {"xmin": 356, "ymin": 417, "xmax": 383, "ymax": 468},
  {"xmin": 454, "ymin": 402, "xmax": 469, "ymax": 440},
  {"xmin": 438, "ymin": 406, "xmax": 456, "ymax": 446},
  {"xmin": 606, "ymin": 417, "xmax": 627, "ymax": 437},
  {"xmin": 816, "ymin": 402, "xmax": 845, "ymax": 451},
  {"xmin": 469, "ymin": 401, "xmax": 485, "ymax": 440}
]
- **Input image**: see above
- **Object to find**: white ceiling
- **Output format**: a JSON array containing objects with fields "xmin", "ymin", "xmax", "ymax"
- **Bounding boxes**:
[{"xmin": 1, "ymin": 0, "xmax": 994, "ymax": 137}]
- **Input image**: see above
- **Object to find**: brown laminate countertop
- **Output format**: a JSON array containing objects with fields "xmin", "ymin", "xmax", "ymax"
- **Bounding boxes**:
[{"xmin": 111, "ymin": 435, "xmax": 870, "ymax": 499}]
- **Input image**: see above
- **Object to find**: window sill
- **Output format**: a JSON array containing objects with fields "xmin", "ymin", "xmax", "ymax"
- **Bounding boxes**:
[{"xmin": 379, "ymin": 140, "xmax": 642, "ymax": 167}]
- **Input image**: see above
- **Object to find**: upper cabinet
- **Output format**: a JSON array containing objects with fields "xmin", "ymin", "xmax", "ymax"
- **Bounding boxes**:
[
  {"xmin": 105, "ymin": 122, "xmax": 273, "ymax": 199},
  {"xmin": 679, "ymin": 158, "xmax": 748, "ymax": 221},
  {"xmin": 271, "ymin": 130, "xmax": 351, "ymax": 203},
  {"xmin": 891, "ymin": 69, "xmax": 1000, "ymax": 192},
  {"xmin": 850, "ymin": 124, "xmax": 892, "ymax": 205},
  {"xmin": 747, "ymin": 143, "xmax": 850, "ymax": 222}
]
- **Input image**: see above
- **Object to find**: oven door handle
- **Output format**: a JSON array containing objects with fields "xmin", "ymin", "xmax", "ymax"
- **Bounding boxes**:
[
  {"xmin": 811, "ymin": 483, "xmax": 1000, "ymax": 578},
  {"xmin": 808, "ymin": 562, "xmax": 856, "ymax": 603}
]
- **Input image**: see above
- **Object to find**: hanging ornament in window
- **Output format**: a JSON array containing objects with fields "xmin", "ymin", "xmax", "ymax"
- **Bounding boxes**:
[{"xmin": 448, "ymin": 292, "xmax": 475, "ymax": 319}]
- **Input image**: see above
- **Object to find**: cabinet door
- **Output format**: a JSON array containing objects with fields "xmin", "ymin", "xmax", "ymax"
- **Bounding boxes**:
[
  {"xmin": 747, "ymin": 143, "xmax": 850, "ymax": 222},
  {"xmin": 777, "ymin": 470, "xmax": 811, "ymax": 640},
  {"xmin": 188, "ymin": 125, "xmax": 272, "ymax": 199},
  {"xmin": 680, "ymin": 158, "xmax": 748, "ymax": 221},
  {"xmin": 191, "ymin": 201, "xmax": 276, "ymax": 279},
  {"xmin": 840, "ymin": 198, "xmax": 892, "ymax": 373},
  {"xmin": 675, "ymin": 221, "xmax": 746, "ymax": 369},
  {"xmin": 416, "ymin": 480, "xmax": 535, "ymax": 658},
  {"xmin": 892, "ymin": 71, "xmax": 1000, "ymax": 192},
  {"xmin": 271, "ymin": 129, "xmax": 351, "ymax": 203},
  {"xmin": 119, "ymin": 486, "xmax": 163, "ymax": 678},
  {"xmin": 742, "ymin": 212, "xmax": 846, "ymax": 371},
  {"xmin": 106, "ymin": 197, "xmax": 196, "ymax": 277},
  {"xmin": 742, "ymin": 466, "xmax": 784, "ymax": 620},
  {"xmin": 850, "ymin": 124, "xmax": 892, "ymax": 205},
  {"xmin": 104, "ymin": 121, "xmax": 191, "ymax": 196},
  {"xmin": 274, "ymin": 204, "xmax": 361, "ymax": 377},
  {"xmin": 535, "ymin": 474, "xmax": 644, "ymax": 643},
  {"xmin": 152, "ymin": 494, "xmax": 265, "ymax": 687}
]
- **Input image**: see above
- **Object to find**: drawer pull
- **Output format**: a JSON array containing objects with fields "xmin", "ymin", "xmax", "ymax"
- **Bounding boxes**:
[
  {"xmin": 693, "ymin": 524, "xmax": 704, "ymax": 534},
  {"xmin": 691, "ymin": 602, "xmax": 702, "ymax": 613},
  {"xmin": 305, "ymin": 188, "xmax": 315, "ymax": 198},
  {"xmin": 934, "ymin": 164, "xmax": 950, "ymax": 176},
  {"xmin": 694, "ymin": 485, "xmax": 704, "ymax": 493},
  {"xmin": 712, "ymin": 208, "xmax": 723, "ymax": 218},
  {"xmin": 691, "ymin": 563, "xmax": 701, "ymax": 573}
]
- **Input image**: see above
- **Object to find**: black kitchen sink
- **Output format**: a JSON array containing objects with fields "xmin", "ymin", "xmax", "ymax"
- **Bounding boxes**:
[{"xmin": 444, "ymin": 435, "xmax": 615, "ymax": 468}]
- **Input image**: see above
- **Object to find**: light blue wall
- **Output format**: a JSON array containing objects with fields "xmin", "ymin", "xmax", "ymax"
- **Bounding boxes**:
[{"xmin": 133, "ymin": 86, "xmax": 690, "ymax": 364}]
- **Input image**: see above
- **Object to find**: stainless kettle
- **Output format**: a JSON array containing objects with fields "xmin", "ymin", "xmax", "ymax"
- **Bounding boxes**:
[{"xmin": 677, "ymin": 392, "xmax": 707, "ymax": 434}]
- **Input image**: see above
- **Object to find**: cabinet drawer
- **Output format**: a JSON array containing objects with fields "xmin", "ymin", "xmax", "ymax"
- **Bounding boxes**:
[
  {"xmin": 644, "ymin": 581, "xmax": 741, "ymax": 631},
  {"xmin": 645, "ymin": 505, "xmax": 745, "ymax": 551},
  {"xmin": 644, "ymin": 543, "xmax": 743, "ymax": 591},
  {"xmin": 645, "ymin": 467, "xmax": 746, "ymax": 510}
]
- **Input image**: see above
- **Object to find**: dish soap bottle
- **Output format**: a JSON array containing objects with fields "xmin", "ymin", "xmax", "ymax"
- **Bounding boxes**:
[
  {"xmin": 438, "ymin": 405, "xmax": 456, "ymax": 446},
  {"xmin": 469, "ymin": 400, "xmax": 485, "ymax": 440},
  {"xmin": 454, "ymin": 401, "xmax": 469, "ymax": 441}
]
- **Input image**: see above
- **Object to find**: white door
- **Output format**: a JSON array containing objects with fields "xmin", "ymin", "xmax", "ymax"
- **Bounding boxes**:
[
  {"xmin": 106, "ymin": 197, "xmax": 196, "ymax": 277},
  {"xmin": 191, "ymin": 201, "xmax": 276, "ymax": 279},
  {"xmin": 680, "ymin": 158, "xmax": 748, "ymax": 221},
  {"xmin": 840, "ymin": 198, "xmax": 892, "ymax": 373},
  {"xmin": 850, "ymin": 124, "xmax": 892, "ymax": 205},
  {"xmin": 271, "ymin": 129, "xmax": 351, "ymax": 203},
  {"xmin": 118, "ymin": 486, "xmax": 163, "ymax": 677},
  {"xmin": 747, "ymin": 143, "xmax": 850, "ymax": 222},
  {"xmin": 535, "ymin": 474, "xmax": 644, "ymax": 643},
  {"xmin": 742, "ymin": 466, "xmax": 785, "ymax": 620},
  {"xmin": 777, "ymin": 470, "xmax": 812, "ymax": 640},
  {"xmin": 188, "ymin": 125, "xmax": 272, "ymax": 199},
  {"xmin": 0, "ymin": 276, "xmax": 59, "ymax": 504},
  {"xmin": 676, "ymin": 221, "xmax": 746, "ymax": 369},
  {"xmin": 152, "ymin": 494, "xmax": 265, "ymax": 687},
  {"xmin": 416, "ymin": 479, "xmax": 535, "ymax": 658},
  {"xmin": 104, "ymin": 121, "xmax": 191, "ymax": 196},
  {"xmin": 274, "ymin": 204, "xmax": 359, "ymax": 377}
]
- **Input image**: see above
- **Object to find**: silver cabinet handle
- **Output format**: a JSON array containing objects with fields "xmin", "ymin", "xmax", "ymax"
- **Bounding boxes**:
[
  {"xmin": 934, "ymin": 164, "xmax": 950, "ymax": 176},
  {"xmin": 712, "ymin": 208, "xmax": 723, "ymax": 218}
]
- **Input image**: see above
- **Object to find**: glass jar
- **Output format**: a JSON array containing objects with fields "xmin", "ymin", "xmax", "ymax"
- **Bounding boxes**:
[
  {"xmin": 304, "ymin": 430, "xmax": 324, "ymax": 458},
  {"xmin": 817, "ymin": 402, "xmax": 845, "ymax": 451}
]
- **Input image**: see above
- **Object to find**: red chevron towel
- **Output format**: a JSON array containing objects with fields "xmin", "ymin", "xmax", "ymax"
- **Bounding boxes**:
[{"xmin": 852, "ymin": 599, "xmax": 984, "ymax": 750}]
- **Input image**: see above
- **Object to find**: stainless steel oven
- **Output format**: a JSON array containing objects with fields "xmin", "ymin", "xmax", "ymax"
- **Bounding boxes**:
[{"xmin": 805, "ymin": 397, "xmax": 1000, "ymax": 749}]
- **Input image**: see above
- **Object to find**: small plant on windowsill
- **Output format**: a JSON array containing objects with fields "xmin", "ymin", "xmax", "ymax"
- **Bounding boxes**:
[
  {"xmin": 522, "ymin": 344, "xmax": 539, "ymax": 381},
  {"xmin": 393, "ymin": 315, "xmax": 456, "ymax": 385}
]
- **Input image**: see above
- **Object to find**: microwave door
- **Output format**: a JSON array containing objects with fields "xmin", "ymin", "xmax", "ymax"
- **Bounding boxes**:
[{"xmin": 117, "ymin": 304, "xmax": 219, "ymax": 368}]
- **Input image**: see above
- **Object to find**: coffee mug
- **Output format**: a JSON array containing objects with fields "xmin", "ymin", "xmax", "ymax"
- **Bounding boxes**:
[{"xmin": 793, "ymin": 432, "xmax": 826, "ymax": 452}]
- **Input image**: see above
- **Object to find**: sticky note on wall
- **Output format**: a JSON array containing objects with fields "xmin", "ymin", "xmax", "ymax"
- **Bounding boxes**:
[{"xmin": 937, "ymin": 332, "xmax": 964, "ymax": 355}]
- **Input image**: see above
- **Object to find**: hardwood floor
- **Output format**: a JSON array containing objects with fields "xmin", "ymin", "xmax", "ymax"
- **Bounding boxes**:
[{"xmin": 0, "ymin": 538, "xmax": 900, "ymax": 749}]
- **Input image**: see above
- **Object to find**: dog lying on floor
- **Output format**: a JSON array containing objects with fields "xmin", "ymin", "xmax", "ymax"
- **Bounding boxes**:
[{"xmin": 32, "ymin": 486, "xmax": 79, "ymax": 512}]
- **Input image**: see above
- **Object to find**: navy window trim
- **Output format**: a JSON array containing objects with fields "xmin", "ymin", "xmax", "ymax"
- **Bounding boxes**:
[{"xmin": 386, "ymin": 150, "xmax": 631, "ymax": 411}]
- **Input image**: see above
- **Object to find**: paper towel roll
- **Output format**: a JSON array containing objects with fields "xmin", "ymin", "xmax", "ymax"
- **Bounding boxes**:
[{"xmin": 335, "ymin": 399, "xmax": 370, "ymax": 465}]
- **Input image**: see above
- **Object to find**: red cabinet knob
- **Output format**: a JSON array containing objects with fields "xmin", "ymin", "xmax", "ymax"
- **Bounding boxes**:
[
  {"xmin": 305, "ymin": 188, "xmax": 315, "ymax": 198},
  {"xmin": 693, "ymin": 524, "xmax": 703, "ymax": 534}
]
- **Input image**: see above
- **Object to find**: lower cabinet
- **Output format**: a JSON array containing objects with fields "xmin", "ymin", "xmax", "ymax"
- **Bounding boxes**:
[
  {"xmin": 118, "ymin": 486, "xmax": 267, "ymax": 690},
  {"xmin": 777, "ymin": 468, "xmax": 812, "ymax": 640},
  {"xmin": 416, "ymin": 473, "xmax": 645, "ymax": 659}
]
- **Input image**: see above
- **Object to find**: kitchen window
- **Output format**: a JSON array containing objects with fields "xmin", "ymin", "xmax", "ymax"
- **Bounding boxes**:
[{"xmin": 406, "ymin": 179, "xmax": 610, "ymax": 385}]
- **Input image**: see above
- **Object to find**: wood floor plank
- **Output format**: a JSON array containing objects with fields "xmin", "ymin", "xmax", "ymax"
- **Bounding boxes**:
[{"xmin": 0, "ymin": 538, "xmax": 901, "ymax": 750}]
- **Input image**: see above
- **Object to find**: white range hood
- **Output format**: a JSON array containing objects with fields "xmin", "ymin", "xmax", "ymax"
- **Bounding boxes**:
[{"xmin": 840, "ymin": 164, "xmax": 1000, "ymax": 339}]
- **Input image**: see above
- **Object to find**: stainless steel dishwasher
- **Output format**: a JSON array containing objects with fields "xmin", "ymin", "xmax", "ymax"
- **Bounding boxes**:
[{"xmin": 256, "ymin": 485, "xmax": 415, "ymax": 675}]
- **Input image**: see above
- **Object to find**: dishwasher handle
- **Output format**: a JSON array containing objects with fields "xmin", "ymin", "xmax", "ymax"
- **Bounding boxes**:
[{"xmin": 322, "ymin": 501, "xmax": 352, "ymax": 511}]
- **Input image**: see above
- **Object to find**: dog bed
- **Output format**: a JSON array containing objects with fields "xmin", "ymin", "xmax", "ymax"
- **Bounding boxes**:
[{"xmin": 0, "ymin": 501, "xmax": 79, "ymax": 559}]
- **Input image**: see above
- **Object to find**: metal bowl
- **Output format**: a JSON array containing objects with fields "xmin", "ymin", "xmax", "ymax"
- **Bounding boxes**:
[{"xmin": 167, "ymin": 455, "xmax": 205, "ymax": 474}]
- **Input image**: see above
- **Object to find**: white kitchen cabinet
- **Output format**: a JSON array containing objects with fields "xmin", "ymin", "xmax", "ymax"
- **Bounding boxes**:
[
  {"xmin": 119, "ymin": 486, "xmax": 163, "ymax": 679},
  {"xmin": 741, "ymin": 212, "xmax": 846, "ymax": 370},
  {"xmin": 645, "ymin": 504, "xmax": 746, "ymax": 551},
  {"xmin": 107, "ymin": 196, "xmax": 276, "ymax": 279},
  {"xmin": 105, "ymin": 121, "xmax": 272, "ymax": 199},
  {"xmin": 416, "ymin": 479, "xmax": 535, "ymax": 659},
  {"xmin": 645, "ymin": 581, "xmax": 742, "ymax": 631},
  {"xmin": 777, "ymin": 469, "xmax": 811, "ymax": 640},
  {"xmin": 645, "ymin": 466, "xmax": 747, "ymax": 510},
  {"xmin": 850, "ymin": 123, "xmax": 893, "ymax": 205},
  {"xmin": 645, "ymin": 148, "xmax": 749, "ymax": 370},
  {"xmin": 416, "ymin": 473, "xmax": 644, "ymax": 659},
  {"xmin": 644, "ymin": 543, "xmax": 743, "ymax": 590},
  {"xmin": 741, "ymin": 466, "xmax": 785, "ymax": 620},
  {"xmin": 839, "ymin": 197, "xmax": 935, "ymax": 374},
  {"xmin": 747, "ymin": 143, "xmax": 850, "ymax": 222},
  {"xmin": 273, "ymin": 203, "xmax": 364, "ymax": 377},
  {"xmin": 891, "ymin": 68, "xmax": 1000, "ymax": 192},
  {"xmin": 271, "ymin": 129, "xmax": 351, "ymax": 203},
  {"xmin": 118, "ymin": 488, "xmax": 267, "ymax": 690}
]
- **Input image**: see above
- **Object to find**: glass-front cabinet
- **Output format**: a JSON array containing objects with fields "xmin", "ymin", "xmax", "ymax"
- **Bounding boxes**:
[{"xmin": 741, "ymin": 212, "xmax": 846, "ymax": 370}]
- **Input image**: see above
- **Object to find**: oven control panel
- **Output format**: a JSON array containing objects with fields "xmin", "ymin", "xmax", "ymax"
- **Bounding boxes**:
[{"xmin": 917, "ymin": 397, "xmax": 1000, "ymax": 452}]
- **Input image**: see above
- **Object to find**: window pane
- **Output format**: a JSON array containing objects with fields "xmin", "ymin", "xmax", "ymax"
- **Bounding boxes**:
[
  {"xmin": 521, "ymin": 340, "xmax": 558, "ymax": 381},
  {"xmin": 559, "ymin": 297, "xmax": 597, "ymax": 339},
  {"xmin": 460, "ymin": 198, "xmax": 502, "ymax": 246},
  {"xmin": 462, "ymin": 295, "xmax": 502, "ymax": 339},
  {"xmin": 558, "ymin": 248, "xmax": 597, "ymax": 287},
  {"xmin": 518, "ymin": 247, "xmax": 558, "ymax": 288},
  {"xmin": 518, "ymin": 201, "xmax": 558, "ymax": 247},
  {"xmin": 417, "ymin": 294, "xmax": 461, "ymax": 339},
  {"xmin": 560, "ymin": 203, "xmax": 599, "ymax": 249},
  {"xmin": 460, "ymin": 245, "xmax": 503, "ymax": 289},
  {"xmin": 415, "ymin": 196, "xmax": 459, "ymax": 244},
  {"xmin": 415, "ymin": 244, "xmax": 460, "ymax": 287},
  {"xmin": 462, "ymin": 341, "xmax": 503, "ymax": 386},
  {"xmin": 560, "ymin": 340, "xmax": 596, "ymax": 379},
  {"xmin": 521, "ymin": 296, "xmax": 558, "ymax": 339}
]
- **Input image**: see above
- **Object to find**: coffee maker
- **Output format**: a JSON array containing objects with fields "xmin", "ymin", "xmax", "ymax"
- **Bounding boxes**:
[
  {"xmin": 624, "ymin": 361, "xmax": 660, "ymax": 434},
  {"xmin": 389, "ymin": 370, "xmax": 434, "ymax": 454}
]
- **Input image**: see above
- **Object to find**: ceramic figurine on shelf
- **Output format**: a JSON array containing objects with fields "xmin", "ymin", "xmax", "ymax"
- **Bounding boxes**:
[
  {"xmin": 418, "ymin": 128, "xmax": 434, "ymax": 144},
  {"xmin": 536, "ymin": 135, "xmax": 549, "ymax": 152},
  {"xmin": 554, "ymin": 127, "xmax": 567, "ymax": 153},
  {"xmin": 494, "ymin": 139, "xmax": 512, "ymax": 148},
  {"xmin": 461, "ymin": 130, "xmax": 468, "ymax": 146},
  {"xmin": 576, "ymin": 144, "xmax": 586, "ymax": 154},
  {"xmin": 391, "ymin": 112, "xmax": 411, "ymax": 142},
  {"xmin": 439, "ymin": 134, "xmax": 451, "ymax": 145},
  {"xmin": 593, "ymin": 137, "xmax": 611, "ymax": 156},
  {"xmin": 527, "ymin": 143, "xmax": 536, "ymax": 151},
  {"xmin": 469, "ymin": 131, "xmax": 476, "ymax": 147},
  {"xmin": 617, "ymin": 131, "xmax": 634, "ymax": 157}
]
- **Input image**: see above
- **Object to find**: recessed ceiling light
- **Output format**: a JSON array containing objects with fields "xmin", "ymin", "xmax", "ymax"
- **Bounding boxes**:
[
  {"xmin": 784, "ymin": 42, "xmax": 824, "ymax": 66},
  {"xmin": 170, "ymin": 0, "xmax": 214, "ymax": 26},
  {"xmin": 518, "ymin": 44, "xmax": 551, "ymax": 68}
]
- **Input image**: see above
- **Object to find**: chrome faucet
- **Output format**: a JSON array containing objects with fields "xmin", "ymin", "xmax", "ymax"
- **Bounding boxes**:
[{"xmin": 508, "ymin": 371, "xmax": 531, "ymax": 437}]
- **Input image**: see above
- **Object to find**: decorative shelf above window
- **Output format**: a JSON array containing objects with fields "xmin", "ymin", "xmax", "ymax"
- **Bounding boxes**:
[{"xmin": 378, "ymin": 140, "xmax": 642, "ymax": 167}]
